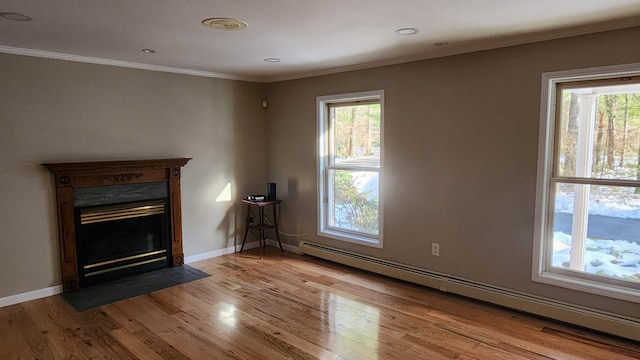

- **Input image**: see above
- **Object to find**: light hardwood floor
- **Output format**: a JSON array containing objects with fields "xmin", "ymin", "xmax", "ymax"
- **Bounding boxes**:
[{"xmin": 1, "ymin": 248, "xmax": 639, "ymax": 359}]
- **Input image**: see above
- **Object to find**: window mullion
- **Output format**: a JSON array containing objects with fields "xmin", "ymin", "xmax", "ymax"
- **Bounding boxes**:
[
  {"xmin": 327, "ymin": 165, "xmax": 380, "ymax": 172},
  {"xmin": 552, "ymin": 177, "xmax": 640, "ymax": 187}
]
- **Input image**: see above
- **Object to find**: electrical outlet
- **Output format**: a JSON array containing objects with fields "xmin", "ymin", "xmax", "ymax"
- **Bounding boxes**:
[{"xmin": 431, "ymin": 243, "xmax": 440, "ymax": 257}]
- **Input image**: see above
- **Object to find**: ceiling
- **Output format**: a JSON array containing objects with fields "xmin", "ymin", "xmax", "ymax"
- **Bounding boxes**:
[{"xmin": 1, "ymin": 0, "xmax": 640, "ymax": 83}]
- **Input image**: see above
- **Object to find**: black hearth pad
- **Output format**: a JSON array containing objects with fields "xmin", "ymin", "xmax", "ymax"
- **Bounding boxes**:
[{"xmin": 60, "ymin": 265, "xmax": 210, "ymax": 311}]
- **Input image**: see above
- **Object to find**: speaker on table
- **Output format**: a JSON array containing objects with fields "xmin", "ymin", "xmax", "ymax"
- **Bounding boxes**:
[{"xmin": 267, "ymin": 183, "xmax": 276, "ymax": 201}]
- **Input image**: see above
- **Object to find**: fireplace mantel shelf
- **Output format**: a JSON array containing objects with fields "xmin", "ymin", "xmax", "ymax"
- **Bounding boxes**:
[
  {"xmin": 44, "ymin": 158, "xmax": 191, "ymax": 175},
  {"xmin": 44, "ymin": 158, "xmax": 191, "ymax": 292}
]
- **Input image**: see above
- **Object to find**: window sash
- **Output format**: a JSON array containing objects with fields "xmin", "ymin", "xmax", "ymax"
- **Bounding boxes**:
[
  {"xmin": 327, "ymin": 103, "xmax": 381, "ymax": 169},
  {"xmin": 552, "ymin": 77, "xmax": 640, "ymax": 180},
  {"xmin": 546, "ymin": 179, "xmax": 640, "ymax": 280},
  {"xmin": 325, "ymin": 168, "xmax": 380, "ymax": 234}
]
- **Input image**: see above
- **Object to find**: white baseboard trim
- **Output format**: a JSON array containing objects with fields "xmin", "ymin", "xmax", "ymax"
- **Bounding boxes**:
[
  {"xmin": 1, "ymin": 240, "xmax": 295, "ymax": 308},
  {"xmin": 184, "ymin": 241, "xmax": 260, "ymax": 264},
  {"xmin": 265, "ymin": 239, "xmax": 301, "ymax": 254},
  {"xmin": 0, "ymin": 285, "xmax": 63, "ymax": 308},
  {"xmin": 185, "ymin": 240, "xmax": 299, "ymax": 264}
]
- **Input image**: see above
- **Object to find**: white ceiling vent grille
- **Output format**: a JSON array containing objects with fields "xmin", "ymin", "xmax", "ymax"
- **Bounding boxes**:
[{"xmin": 202, "ymin": 18, "xmax": 248, "ymax": 31}]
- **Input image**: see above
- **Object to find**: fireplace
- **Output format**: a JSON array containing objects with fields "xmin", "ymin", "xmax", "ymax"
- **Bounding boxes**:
[{"xmin": 44, "ymin": 158, "xmax": 191, "ymax": 292}]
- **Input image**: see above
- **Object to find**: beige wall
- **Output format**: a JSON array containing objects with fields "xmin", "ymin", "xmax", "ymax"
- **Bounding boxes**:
[
  {"xmin": 265, "ymin": 26, "xmax": 640, "ymax": 318},
  {"xmin": 0, "ymin": 54, "xmax": 267, "ymax": 297}
]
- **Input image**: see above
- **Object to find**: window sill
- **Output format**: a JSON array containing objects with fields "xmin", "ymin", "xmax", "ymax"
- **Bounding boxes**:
[
  {"xmin": 533, "ymin": 271, "xmax": 639, "ymax": 304},
  {"xmin": 319, "ymin": 229, "xmax": 383, "ymax": 249}
]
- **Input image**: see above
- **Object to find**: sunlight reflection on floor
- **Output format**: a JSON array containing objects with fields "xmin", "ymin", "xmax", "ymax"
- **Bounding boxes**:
[{"xmin": 324, "ymin": 292, "xmax": 380, "ymax": 359}]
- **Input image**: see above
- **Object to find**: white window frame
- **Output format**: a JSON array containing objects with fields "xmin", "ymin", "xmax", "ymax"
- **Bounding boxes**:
[
  {"xmin": 533, "ymin": 63, "xmax": 640, "ymax": 303},
  {"xmin": 317, "ymin": 90, "xmax": 384, "ymax": 248}
]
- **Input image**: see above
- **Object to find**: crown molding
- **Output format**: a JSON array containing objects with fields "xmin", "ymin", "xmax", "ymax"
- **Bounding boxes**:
[{"xmin": 0, "ymin": 45, "xmax": 265, "ymax": 83}]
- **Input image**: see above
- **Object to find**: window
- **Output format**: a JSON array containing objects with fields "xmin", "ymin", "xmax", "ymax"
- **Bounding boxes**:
[
  {"xmin": 534, "ymin": 64, "xmax": 640, "ymax": 302},
  {"xmin": 318, "ymin": 90, "xmax": 384, "ymax": 247}
]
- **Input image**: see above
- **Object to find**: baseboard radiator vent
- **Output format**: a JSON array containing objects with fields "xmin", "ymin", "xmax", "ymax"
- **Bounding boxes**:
[{"xmin": 298, "ymin": 241, "xmax": 640, "ymax": 342}]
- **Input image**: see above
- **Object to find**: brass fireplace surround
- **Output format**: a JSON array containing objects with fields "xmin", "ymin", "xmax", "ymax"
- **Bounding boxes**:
[{"xmin": 44, "ymin": 158, "xmax": 191, "ymax": 292}]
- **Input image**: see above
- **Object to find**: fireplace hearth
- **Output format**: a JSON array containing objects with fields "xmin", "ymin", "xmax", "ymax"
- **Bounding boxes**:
[{"xmin": 44, "ymin": 158, "xmax": 191, "ymax": 292}]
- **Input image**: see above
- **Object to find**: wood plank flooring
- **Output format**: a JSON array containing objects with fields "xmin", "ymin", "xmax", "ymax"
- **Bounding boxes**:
[{"xmin": 1, "ymin": 248, "xmax": 639, "ymax": 359}]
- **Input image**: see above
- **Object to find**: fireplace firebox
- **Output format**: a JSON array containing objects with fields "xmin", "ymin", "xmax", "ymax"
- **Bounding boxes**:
[
  {"xmin": 44, "ymin": 158, "xmax": 191, "ymax": 292},
  {"xmin": 76, "ymin": 199, "xmax": 171, "ymax": 287}
]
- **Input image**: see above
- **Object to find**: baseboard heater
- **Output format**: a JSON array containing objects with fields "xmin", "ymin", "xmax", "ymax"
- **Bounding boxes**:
[{"xmin": 298, "ymin": 241, "xmax": 640, "ymax": 342}]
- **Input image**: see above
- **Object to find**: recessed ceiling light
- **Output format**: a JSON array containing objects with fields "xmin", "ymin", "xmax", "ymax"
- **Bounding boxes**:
[
  {"xmin": 141, "ymin": 49, "xmax": 156, "ymax": 53},
  {"xmin": 434, "ymin": 42, "xmax": 449, "ymax": 47},
  {"xmin": 395, "ymin": 28, "xmax": 418, "ymax": 35},
  {"xmin": 0, "ymin": 12, "xmax": 33, "ymax": 21},
  {"xmin": 202, "ymin": 17, "xmax": 248, "ymax": 31},
  {"xmin": 264, "ymin": 58, "xmax": 281, "ymax": 63}
]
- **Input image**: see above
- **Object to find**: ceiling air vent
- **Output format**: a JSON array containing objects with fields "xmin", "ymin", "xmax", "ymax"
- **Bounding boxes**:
[{"xmin": 202, "ymin": 18, "xmax": 248, "ymax": 31}]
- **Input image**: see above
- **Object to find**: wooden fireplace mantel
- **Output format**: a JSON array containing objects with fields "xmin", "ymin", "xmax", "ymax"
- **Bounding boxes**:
[{"xmin": 44, "ymin": 158, "xmax": 191, "ymax": 291}]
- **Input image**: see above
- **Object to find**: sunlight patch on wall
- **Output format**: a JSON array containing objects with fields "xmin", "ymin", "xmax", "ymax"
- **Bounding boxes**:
[{"xmin": 216, "ymin": 182, "xmax": 232, "ymax": 202}]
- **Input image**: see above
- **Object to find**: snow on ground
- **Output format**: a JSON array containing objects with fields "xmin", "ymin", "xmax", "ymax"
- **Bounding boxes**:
[
  {"xmin": 555, "ymin": 192, "xmax": 640, "ymax": 219},
  {"xmin": 553, "ymin": 231, "xmax": 640, "ymax": 281},
  {"xmin": 552, "ymin": 187, "xmax": 640, "ymax": 281}
]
